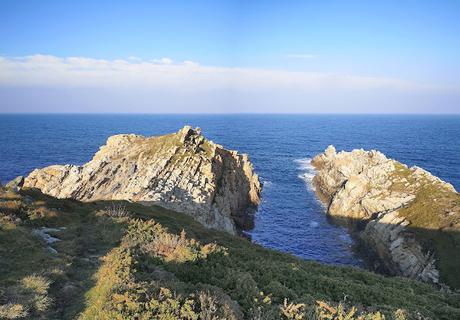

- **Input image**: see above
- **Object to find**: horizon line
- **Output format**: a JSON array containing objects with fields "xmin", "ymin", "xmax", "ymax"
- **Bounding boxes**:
[{"xmin": 1, "ymin": 112, "xmax": 459, "ymax": 116}]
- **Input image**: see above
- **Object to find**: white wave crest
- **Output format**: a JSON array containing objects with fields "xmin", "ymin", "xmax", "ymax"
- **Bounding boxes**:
[
  {"xmin": 294, "ymin": 158, "xmax": 316, "ymax": 190},
  {"xmin": 262, "ymin": 180, "xmax": 273, "ymax": 188}
]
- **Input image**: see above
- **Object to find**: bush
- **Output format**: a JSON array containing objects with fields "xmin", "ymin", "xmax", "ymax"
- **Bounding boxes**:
[
  {"xmin": 315, "ymin": 301, "xmax": 386, "ymax": 320},
  {"xmin": 280, "ymin": 298, "xmax": 306, "ymax": 319},
  {"xmin": 124, "ymin": 219, "xmax": 225, "ymax": 263}
]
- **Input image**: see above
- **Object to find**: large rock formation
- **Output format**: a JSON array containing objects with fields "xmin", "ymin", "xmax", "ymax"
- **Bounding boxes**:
[
  {"xmin": 23, "ymin": 126, "xmax": 261, "ymax": 234},
  {"xmin": 312, "ymin": 146, "xmax": 460, "ymax": 288}
]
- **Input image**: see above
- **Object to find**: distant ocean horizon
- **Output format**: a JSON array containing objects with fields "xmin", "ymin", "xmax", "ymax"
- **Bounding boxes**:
[
  {"xmin": 1, "ymin": 114, "xmax": 459, "ymax": 267},
  {"xmin": 2, "ymin": 112, "xmax": 460, "ymax": 115}
]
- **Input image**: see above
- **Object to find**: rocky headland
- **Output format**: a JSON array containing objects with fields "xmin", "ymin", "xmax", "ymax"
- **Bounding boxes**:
[
  {"xmin": 2, "ymin": 178, "xmax": 459, "ymax": 318},
  {"xmin": 22, "ymin": 126, "xmax": 262, "ymax": 234},
  {"xmin": 312, "ymin": 146, "xmax": 460, "ymax": 289},
  {"xmin": 2, "ymin": 142, "xmax": 460, "ymax": 318}
]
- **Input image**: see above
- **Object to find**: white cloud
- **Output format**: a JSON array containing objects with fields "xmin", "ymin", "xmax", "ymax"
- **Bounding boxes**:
[
  {"xmin": 127, "ymin": 56, "xmax": 142, "ymax": 61},
  {"xmin": 0, "ymin": 54, "xmax": 455, "ymax": 93},
  {"xmin": 0, "ymin": 54, "xmax": 458, "ymax": 113}
]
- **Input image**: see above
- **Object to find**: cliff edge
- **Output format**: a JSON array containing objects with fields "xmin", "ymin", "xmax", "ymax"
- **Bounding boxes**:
[
  {"xmin": 23, "ymin": 126, "xmax": 261, "ymax": 234},
  {"xmin": 312, "ymin": 145, "xmax": 460, "ymax": 288}
]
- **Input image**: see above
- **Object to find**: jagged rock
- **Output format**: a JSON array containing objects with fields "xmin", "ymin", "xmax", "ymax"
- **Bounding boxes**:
[
  {"xmin": 5, "ymin": 176, "xmax": 24, "ymax": 191},
  {"xmin": 312, "ymin": 146, "xmax": 460, "ymax": 288},
  {"xmin": 23, "ymin": 126, "xmax": 262, "ymax": 234}
]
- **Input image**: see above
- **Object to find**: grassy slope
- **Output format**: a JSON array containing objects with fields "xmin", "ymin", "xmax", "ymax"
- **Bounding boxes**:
[{"xmin": 1, "ymin": 188, "xmax": 459, "ymax": 319}]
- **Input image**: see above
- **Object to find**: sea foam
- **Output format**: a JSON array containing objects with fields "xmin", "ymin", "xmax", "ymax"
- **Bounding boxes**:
[{"xmin": 294, "ymin": 158, "xmax": 316, "ymax": 190}]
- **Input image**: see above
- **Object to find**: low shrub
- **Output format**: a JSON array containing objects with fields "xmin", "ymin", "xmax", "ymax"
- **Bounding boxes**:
[
  {"xmin": 280, "ymin": 298, "xmax": 307, "ymax": 320},
  {"xmin": 97, "ymin": 203, "xmax": 131, "ymax": 218},
  {"xmin": 124, "ymin": 219, "xmax": 225, "ymax": 263},
  {"xmin": 316, "ymin": 301, "xmax": 387, "ymax": 320},
  {"xmin": 0, "ymin": 303, "xmax": 28, "ymax": 319}
]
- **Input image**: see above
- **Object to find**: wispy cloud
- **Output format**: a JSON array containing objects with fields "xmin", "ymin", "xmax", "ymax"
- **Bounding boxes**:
[
  {"xmin": 284, "ymin": 53, "xmax": 318, "ymax": 59},
  {"xmin": 0, "ymin": 54, "xmax": 453, "ymax": 92},
  {"xmin": 0, "ymin": 55, "xmax": 458, "ymax": 113}
]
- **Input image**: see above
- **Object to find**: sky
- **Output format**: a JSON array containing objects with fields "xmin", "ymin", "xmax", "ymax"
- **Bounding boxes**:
[{"xmin": 0, "ymin": 0, "xmax": 459, "ymax": 113}]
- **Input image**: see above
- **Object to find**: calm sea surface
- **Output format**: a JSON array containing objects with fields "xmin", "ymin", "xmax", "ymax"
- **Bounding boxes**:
[{"xmin": 1, "ymin": 114, "xmax": 459, "ymax": 267}]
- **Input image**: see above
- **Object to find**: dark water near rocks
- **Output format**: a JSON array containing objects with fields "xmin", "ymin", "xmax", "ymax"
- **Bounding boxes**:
[{"xmin": 1, "ymin": 114, "xmax": 459, "ymax": 267}]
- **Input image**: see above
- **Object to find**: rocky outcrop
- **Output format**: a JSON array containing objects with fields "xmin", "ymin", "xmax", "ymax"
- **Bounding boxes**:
[
  {"xmin": 23, "ymin": 126, "xmax": 261, "ymax": 234},
  {"xmin": 312, "ymin": 146, "xmax": 460, "ymax": 288}
]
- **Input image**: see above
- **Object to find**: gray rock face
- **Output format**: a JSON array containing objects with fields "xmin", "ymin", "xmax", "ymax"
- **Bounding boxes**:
[
  {"xmin": 23, "ymin": 126, "xmax": 262, "ymax": 234},
  {"xmin": 312, "ymin": 146, "xmax": 460, "ymax": 287},
  {"xmin": 32, "ymin": 227, "xmax": 65, "ymax": 254}
]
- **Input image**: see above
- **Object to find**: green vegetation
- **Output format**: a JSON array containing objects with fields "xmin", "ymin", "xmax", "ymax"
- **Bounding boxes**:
[
  {"xmin": 390, "ymin": 162, "xmax": 460, "ymax": 288},
  {"xmin": 1, "ymin": 187, "xmax": 459, "ymax": 319},
  {"xmin": 120, "ymin": 129, "xmax": 215, "ymax": 166},
  {"xmin": 0, "ymin": 275, "xmax": 51, "ymax": 319}
]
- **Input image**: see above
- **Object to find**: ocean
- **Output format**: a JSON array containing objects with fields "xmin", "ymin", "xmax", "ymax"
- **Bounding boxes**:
[{"xmin": 1, "ymin": 114, "xmax": 459, "ymax": 267}]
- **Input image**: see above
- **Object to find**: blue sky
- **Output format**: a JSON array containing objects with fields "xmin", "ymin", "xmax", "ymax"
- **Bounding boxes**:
[{"xmin": 0, "ymin": 0, "xmax": 459, "ymax": 113}]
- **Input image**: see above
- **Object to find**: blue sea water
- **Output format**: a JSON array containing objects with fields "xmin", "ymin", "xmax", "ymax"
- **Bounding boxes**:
[{"xmin": 1, "ymin": 114, "xmax": 459, "ymax": 267}]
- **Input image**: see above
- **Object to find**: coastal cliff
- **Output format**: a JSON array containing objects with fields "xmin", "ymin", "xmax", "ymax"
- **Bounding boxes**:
[
  {"xmin": 312, "ymin": 146, "xmax": 460, "ymax": 288},
  {"xmin": 23, "ymin": 126, "xmax": 261, "ymax": 234}
]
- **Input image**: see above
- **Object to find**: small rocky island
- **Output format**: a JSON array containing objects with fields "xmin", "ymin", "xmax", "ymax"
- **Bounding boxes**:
[
  {"xmin": 312, "ymin": 146, "xmax": 460, "ymax": 288},
  {"xmin": 22, "ymin": 126, "xmax": 262, "ymax": 234}
]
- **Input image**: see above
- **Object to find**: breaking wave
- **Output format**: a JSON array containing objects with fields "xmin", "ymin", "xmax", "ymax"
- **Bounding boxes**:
[
  {"xmin": 294, "ymin": 158, "xmax": 316, "ymax": 190},
  {"xmin": 260, "ymin": 177, "xmax": 273, "ymax": 188}
]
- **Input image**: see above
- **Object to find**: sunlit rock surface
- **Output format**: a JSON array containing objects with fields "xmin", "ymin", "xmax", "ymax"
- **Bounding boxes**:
[
  {"xmin": 312, "ymin": 145, "xmax": 460, "ymax": 288},
  {"xmin": 24, "ymin": 126, "xmax": 261, "ymax": 234}
]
